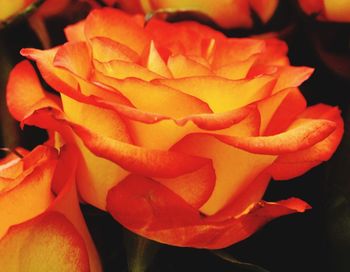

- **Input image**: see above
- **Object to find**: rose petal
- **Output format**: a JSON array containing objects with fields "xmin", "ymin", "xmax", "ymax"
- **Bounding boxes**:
[
  {"xmin": 258, "ymin": 88, "xmax": 307, "ymax": 135},
  {"xmin": 50, "ymin": 145, "xmax": 102, "ymax": 271},
  {"xmin": 64, "ymin": 19, "xmax": 86, "ymax": 42},
  {"xmin": 157, "ymin": 75, "xmax": 275, "ymax": 113},
  {"xmin": 0, "ymin": 146, "xmax": 57, "ymax": 239},
  {"xmin": 53, "ymin": 41, "xmax": 92, "ymax": 79},
  {"xmin": 167, "ymin": 54, "xmax": 213, "ymax": 78},
  {"xmin": 6, "ymin": 61, "xmax": 61, "ymax": 122},
  {"xmin": 269, "ymin": 104, "xmax": 343, "ymax": 180},
  {"xmin": 250, "ymin": 0, "xmax": 278, "ymax": 23},
  {"xmin": 0, "ymin": 212, "xmax": 90, "ymax": 271},
  {"xmin": 93, "ymin": 76, "xmax": 212, "ymax": 118},
  {"xmin": 91, "ymin": 36, "xmax": 140, "ymax": 63},
  {"xmin": 216, "ymin": 118, "xmax": 336, "ymax": 155},
  {"xmin": 145, "ymin": 19, "xmax": 225, "ymax": 56},
  {"xmin": 67, "ymin": 122, "xmax": 211, "ymax": 178},
  {"xmin": 107, "ymin": 174, "xmax": 310, "ymax": 249},
  {"xmin": 142, "ymin": 41, "xmax": 172, "ymax": 78},
  {"xmin": 172, "ymin": 134, "xmax": 276, "ymax": 215},
  {"xmin": 84, "ymin": 7, "xmax": 150, "ymax": 54}
]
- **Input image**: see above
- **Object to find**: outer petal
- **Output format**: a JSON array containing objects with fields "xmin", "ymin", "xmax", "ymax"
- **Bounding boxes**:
[
  {"xmin": 50, "ymin": 145, "xmax": 102, "ymax": 271},
  {"xmin": 6, "ymin": 61, "xmax": 61, "ymax": 122},
  {"xmin": 0, "ymin": 212, "xmax": 90, "ymax": 271},
  {"xmin": 0, "ymin": 146, "xmax": 57, "ymax": 239},
  {"xmin": 172, "ymin": 134, "xmax": 276, "ymax": 215},
  {"xmin": 298, "ymin": 0, "xmax": 323, "ymax": 15},
  {"xmin": 216, "ymin": 118, "xmax": 336, "ymax": 155},
  {"xmin": 250, "ymin": 0, "xmax": 278, "ymax": 23},
  {"xmin": 67, "ymin": 121, "xmax": 211, "ymax": 178},
  {"xmin": 64, "ymin": 19, "xmax": 86, "ymax": 42},
  {"xmin": 84, "ymin": 8, "xmax": 150, "ymax": 54},
  {"xmin": 269, "ymin": 104, "xmax": 343, "ymax": 180},
  {"xmin": 107, "ymin": 174, "xmax": 310, "ymax": 249},
  {"xmin": 323, "ymin": 0, "xmax": 350, "ymax": 22},
  {"xmin": 258, "ymin": 88, "xmax": 307, "ymax": 135}
]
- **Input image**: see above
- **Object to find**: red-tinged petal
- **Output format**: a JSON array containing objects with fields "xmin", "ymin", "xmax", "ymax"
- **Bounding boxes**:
[
  {"xmin": 254, "ymin": 39, "xmax": 289, "ymax": 66},
  {"xmin": 211, "ymin": 38, "xmax": 265, "ymax": 68},
  {"xmin": 66, "ymin": 121, "xmax": 211, "ymax": 178},
  {"xmin": 258, "ymin": 88, "xmax": 307, "ymax": 135},
  {"xmin": 272, "ymin": 66, "xmax": 314, "ymax": 93},
  {"xmin": 209, "ymin": 172, "xmax": 271, "ymax": 221},
  {"xmin": 142, "ymin": 41, "xmax": 172, "ymax": 78},
  {"xmin": 177, "ymin": 105, "xmax": 258, "ymax": 130},
  {"xmin": 61, "ymin": 95, "xmax": 132, "ymax": 142},
  {"xmin": 167, "ymin": 54, "xmax": 213, "ymax": 78},
  {"xmin": 216, "ymin": 118, "xmax": 336, "ymax": 155},
  {"xmin": 323, "ymin": 0, "xmax": 350, "ymax": 22},
  {"xmin": 172, "ymin": 134, "xmax": 276, "ymax": 215},
  {"xmin": 130, "ymin": 105, "xmax": 259, "ymax": 150},
  {"xmin": 157, "ymin": 75, "xmax": 275, "ymax": 113},
  {"xmin": 93, "ymin": 76, "xmax": 212, "ymax": 118},
  {"xmin": 269, "ymin": 104, "xmax": 343, "ymax": 180},
  {"xmin": 214, "ymin": 55, "xmax": 257, "ymax": 80},
  {"xmin": 84, "ymin": 8, "xmax": 150, "ymax": 54},
  {"xmin": 107, "ymin": 174, "xmax": 310, "ymax": 248},
  {"xmin": 54, "ymin": 41, "xmax": 92, "ymax": 79},
  {"xmin": 250, "ymin": 0, "xmax": 278, "ymax": 23},
  {"xmin": 91, "ymin": 36, "xmax": 140, "ymax": 63},
  {"xmin": 0, "ymin": 212, "xmax": 90, "ymax": 271},
  {"xmin": 50, "ymin": 145, "xmax": 102, "ymax": 271},
  {"xmin": 24, "ymin": 106, "xmax": 129, "ymax": 211},
  {"xmin": 6, "ymin": 60, "xmax": 61, "ymax": 122},
  {"xmin": 64, "ymin": 19, "xmax": 86, "ymax": 42},
  {"xmin": 93, "ymin": 59, "xmax": 163, "ymax": 81},
  {"xmin": 0, "ymin": 146, "xmax": 57, "ymax": 239},
  {"xmin": 107, "ymin": 174, "xmax": 200, "ymax": 230},
  {"xmin": 156, "ymin": 163, "xmax": 215, "ymax": 209},
  {"xmin": 23, "ymin": 47, "xmax": 133, "ymax": 106},
  {"xmin": 116, "ymin": 0, "xmax": 145, "ymax": 13},
  {"xmin": 298, "ymin": 0, "xmax": 324, "ymax": 15},
  {"xmin": 145, "ymin": 19, "xmax": 225, "ymax": 56}
]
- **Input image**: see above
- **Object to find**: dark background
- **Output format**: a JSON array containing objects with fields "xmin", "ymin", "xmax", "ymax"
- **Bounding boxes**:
[{"xmin": 1, "ymin": 1, "xmax": 350, "ymax": 271}]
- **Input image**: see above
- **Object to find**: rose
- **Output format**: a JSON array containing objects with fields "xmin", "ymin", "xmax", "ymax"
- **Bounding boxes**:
[
  {"xmin": 0, "ymin": 0, "xmax": 71, "ymax": 23},
  {"xmin": 113, "ymin": 0, "xmax": 279, "ymax": 29},
  {"xmin": 299, "ymin": 0, "xmax": 350, "ymax": 22},
  {"xmin": 7, "ymin": 8, "xmax": 343, "ymax": 248},
  {"xmin": 0, "ymin": 0, "xmax": 36, "ymax": 22},
  {"xmin": 0, "ymin": 143, "xmax": 101, "ymax": 271}
]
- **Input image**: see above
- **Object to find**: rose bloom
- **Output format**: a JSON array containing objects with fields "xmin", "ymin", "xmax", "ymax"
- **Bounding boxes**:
[
  {"xmin": 0, "ymin": 143, "xmax": 101, "ymax": 271},
  {"xmin": 7, "ymin": 8, "xmax": 343, "ymax": 248},
  {"xmin": 299, "ymin": 0, "xmax": 350, "ymax": 22},
  {"xmin": 113, "ymin": 0, "xmax": 279, "ymax": 29},
  {"xmin": 0, "ymin": 0, "xmax": 70, "ymax": 22}
]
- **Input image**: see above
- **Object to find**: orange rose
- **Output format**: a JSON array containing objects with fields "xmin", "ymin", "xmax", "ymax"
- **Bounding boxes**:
[
  {"xmin": 0, "ymin": 0, "xmax": 71, "ymax": 22},
  {"xmin": 299, "ymin": 0, "xmax": 350, "ymax": 22},
  {"xmin": 0, "ymin": 0, "xmax": 36, "ymax": 22},
  {"xmin": 114, "ymin": 0, "xmax": 279, "ymax": 29},
  {"xmin": 7, "ymin": 8, "xmax": 343, "ymax": 248},
  {"xmin": 0, "ymin": 144, "xmax": 101, "ymax": 271}
]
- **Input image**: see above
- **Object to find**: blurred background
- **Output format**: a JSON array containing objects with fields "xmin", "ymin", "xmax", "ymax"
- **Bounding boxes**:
[{"xmin": 0, "ymin": 0, "xmax": 349, "ymax": 271}]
